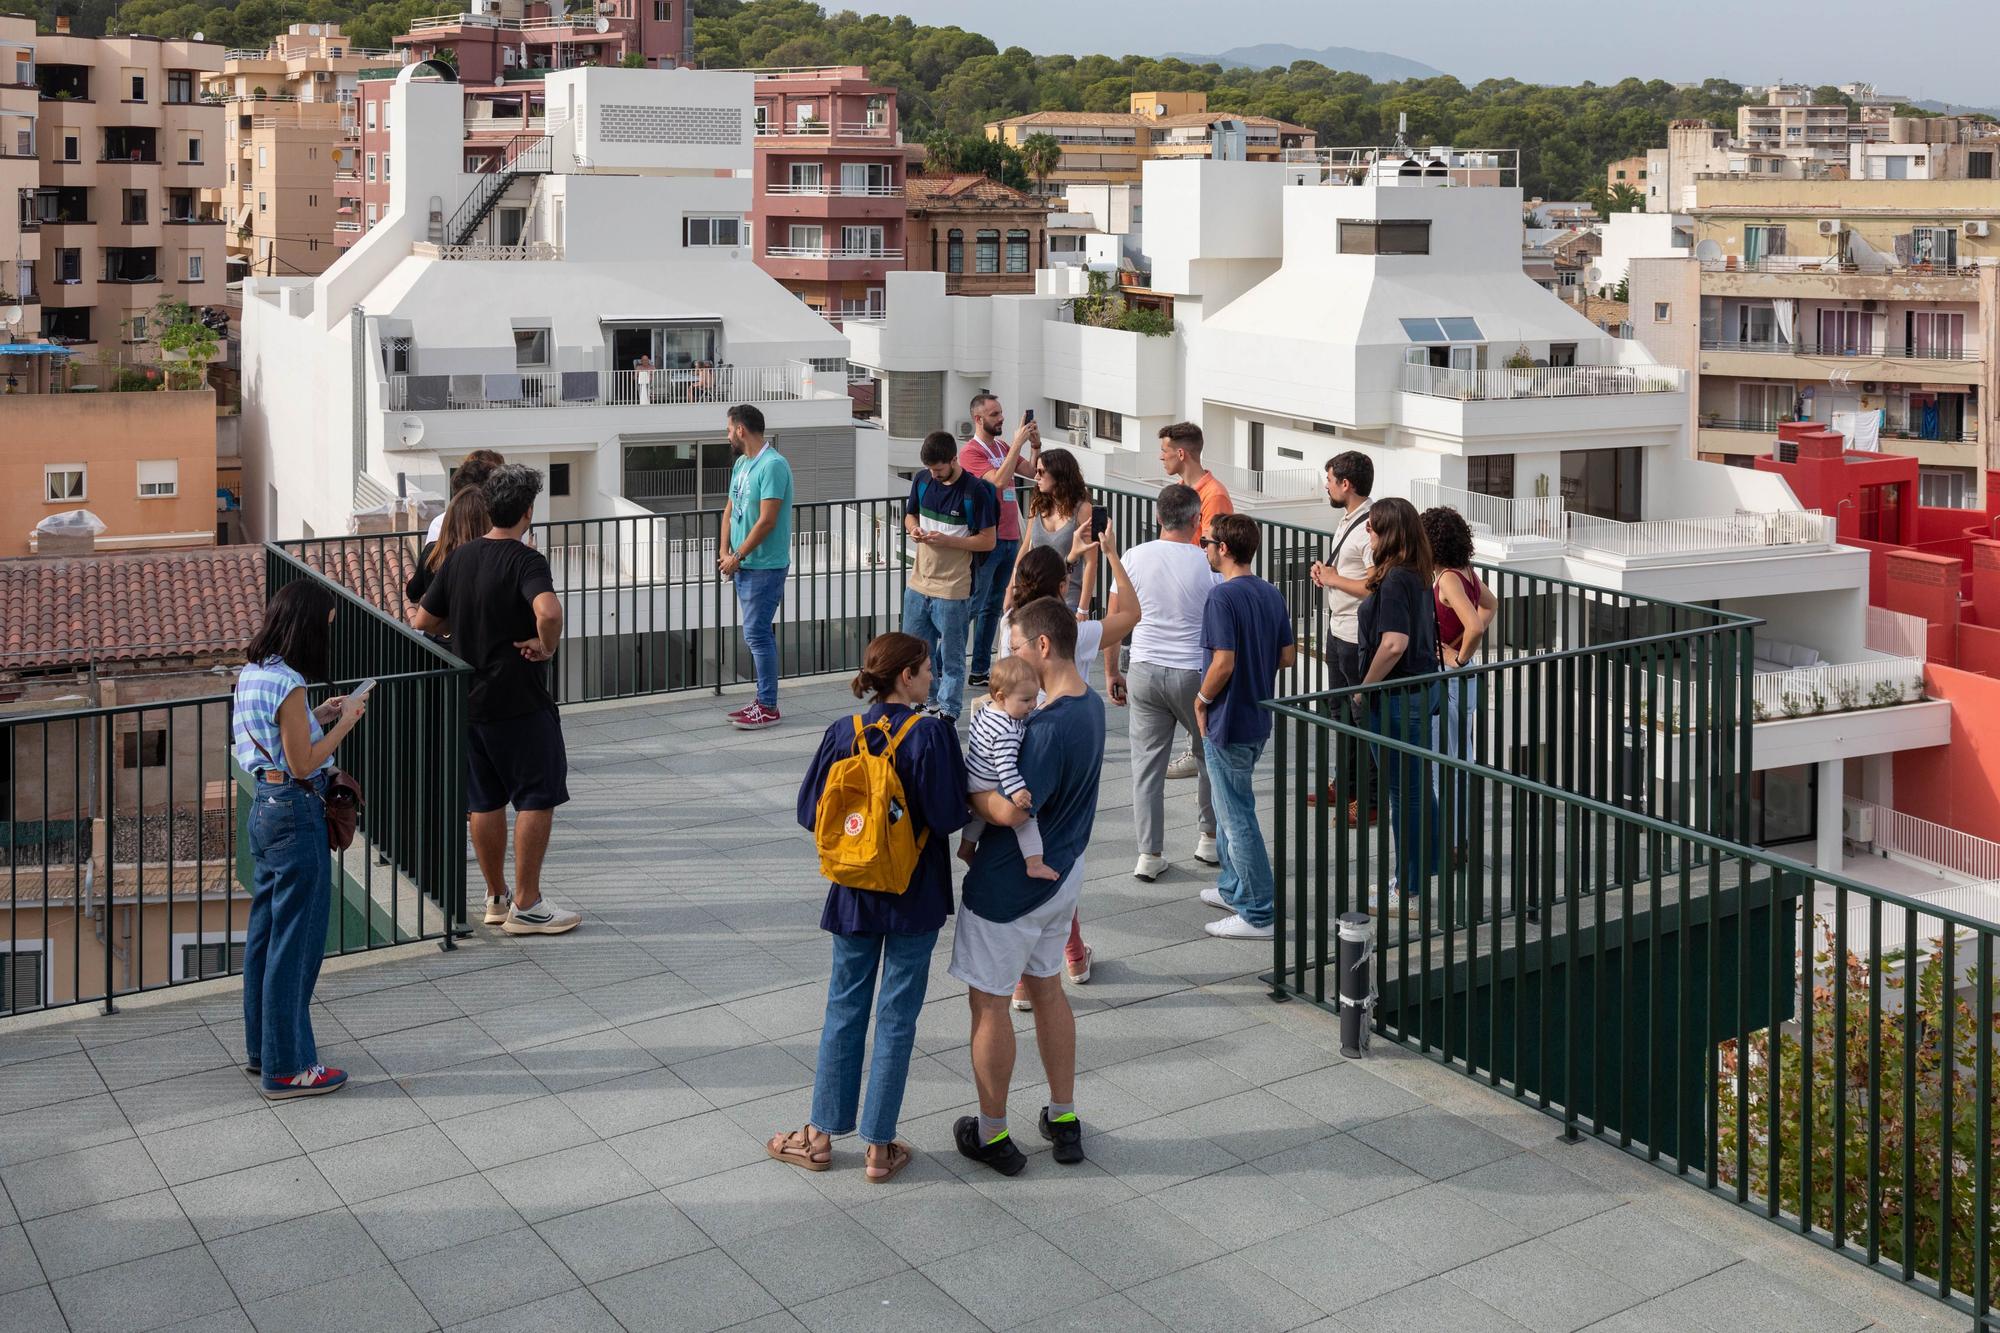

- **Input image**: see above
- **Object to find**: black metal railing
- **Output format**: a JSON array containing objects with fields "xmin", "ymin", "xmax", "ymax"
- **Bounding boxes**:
[{"xmin": 445, "ymin": 132, "xmax": 549, "ymax": 246}]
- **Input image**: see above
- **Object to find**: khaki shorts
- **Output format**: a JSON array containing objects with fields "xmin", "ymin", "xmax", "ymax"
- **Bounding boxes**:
[{"xmin": 948, "ymin": 859, "xmax": 1084, "ymax": 997}]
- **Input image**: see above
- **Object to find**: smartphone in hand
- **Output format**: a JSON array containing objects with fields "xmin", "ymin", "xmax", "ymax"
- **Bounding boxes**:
[
  {"xmin": 1023, "ymin": 408, "xmax": 1036, "ymax": 425},
  {"xmin": 1090, "ymin": 506, "xmax": 1110, "ymax": 541}
]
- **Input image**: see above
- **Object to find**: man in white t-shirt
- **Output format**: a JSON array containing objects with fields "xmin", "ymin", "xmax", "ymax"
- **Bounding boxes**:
[
  {"xmin": 1307, "ymin": 450, "xmax": 1375, "ymax": 817},
  {"xmin": 1107, "ymin": 483, "xmax": 1221, "ymax": 881},
  {"xmin": 424, "ymin": 449, "xmax": 505, "ymax": 544}
]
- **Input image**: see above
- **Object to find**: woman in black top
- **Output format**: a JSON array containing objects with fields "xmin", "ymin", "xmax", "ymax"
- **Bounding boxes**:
[
  {"xmin": 405, "ymin": 486, "xmax": 489, "ymax": 609},
  {"xmin": 1356, "ymin": 497, "xmax": 1441, "ymax": 912}
]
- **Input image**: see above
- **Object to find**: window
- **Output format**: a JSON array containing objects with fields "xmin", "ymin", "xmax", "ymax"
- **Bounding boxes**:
[
  {"xmin": 753, "ymin": 105, "xmax": 767, "ymax": 133},
  {"xmin": 382, "ymin": 155, "xmax": 390, "ymax": 181},
  {"xmin": 166, "ymin": 70, "xmax": 193, "ymax": 103},
  {"xmin": 365, "ymin": 153, "xmax": 376, "ymax": 182},
  {"xmin": 1910, "ymin": 311, "xmax": 1965, "ymax": 358},
  {"xmin": 257, "ymin": 191, "xmax": 266, "ymax": 214},
  {"xmin": 1, "ymin": 949, "xmax": 42, "ymax": 1011},
  {"xmin": 120, "ymin": 729, "xmax": 166, "ymax": 769},
  {"xmin": 513, "ymin": 328, "xmax": 549, "ymax": 368},
  {"xmin": 128, "ymin": 74, "xmax": 144, "ymax": 102},
  {"xmin": 1911, "ymin": 226, "xmax": 1958, "ymax": 268},
  {"xmin": 366, "ymin": 202, "xmax": 378, "ymax": 224},
  {"xmin": 787, "ymin": 161, "xmax": 823, "ymax": 191},
  {"xmin": 1338, "ymin": 220, "xmax": 1430, "ymax": 255},
  {"xmin": 56, "ymin": 249, "xmax": 79, "ymax": 283},
  {"xmin": 682, "ymin": 215, "xmax": 741, "ymax": 247},
  {"xmin": 1437, "ymin": 316, "xmax": 1484, "ymax": 342},
  {"xmin": 1005, "ymin": 229, "xmax": 1029, "ymax": 274},
  {"xmin": 1743, "ymin": 225, "xmax": 1786, "ymax": 264},
  {"xmin": 1971, "ymin": 152, "xmax": 1994, "ymax": 181},
  {"xmin": 122, "ymin": 189, "xmax": 145, "ymax": 224},
  {"xmin": 137, "ymin": 459, "xmax": 178, "ymax": 497},
  {"xmin": 367, "ymin": 102, "xmax": 377, "ymax": 131},
  {"xmin": 975, "ymin": 228, "xmax": 999, "ymax": 273},
  {"xmin": 1817, "ymin": 308, "xmax": 1873, "ymax": 354},
  {"xmin": 549, "ymin": 463, "xmax": 571, "ymax": 497},
  {"xmin": 654, "ymin": 0, "xmax": 671, "ymax": 17},
  {"xmin": 840, "ymin": 224, "xmax": 884, "ymax": 255},
  {"xmin": 185, "ymin": 253, "xmax": 202, "ymax": 282},
  {"xmin": 44, "ymin": 465, "xmax": 85, "ymax": 502},
  {"xmin": 1467, "ymin": 454, "xmax": 1515, "ymax": 500},
  {"xmin": 128, "ymin": 313, "xmax": 147, "ymax": 341},
  {"xmin": 62, "ymin": 133, "xmax": 79, "ymax": 163},
  {"xmin": 496, "ymin": 207, "xmax": 525, "ymax": 246},
  {"xmin": 1920, "ymin": 467, "xmax": 1977, "ymax": 509},
  {"xmin": 1653, "ymin": 302, "xmax": 1671, "ymax": 322},
  {"xmin": 839, "ymin": 161, "xmax": 890, "ymax": 194},
  {"xmin": 1560, "ymin": 446, "xmax": 1643, "ymax": 523},
  {"xmin": 787, "ymin": 223, "xmax": 823, "ymax": 252},
  {"xmin": 257, "ymin": 145, "xmax": 267, "ymax": 169},
  {"xmin": 1093, "ymin": 408, "xmax": 1123, "ymax": 442},
  {"xmin": 947, "ymin": 228, "xmax": 963, "ymax": 274}
]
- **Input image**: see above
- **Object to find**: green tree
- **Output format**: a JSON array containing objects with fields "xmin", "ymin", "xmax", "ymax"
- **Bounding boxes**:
[
  {"xmin": 1018, "ymin": 132, "xmax": 1062, "ymax": 196},
  {"xmin": 151, "ymin": 296, "xmax": 219, "ymax": 390}
]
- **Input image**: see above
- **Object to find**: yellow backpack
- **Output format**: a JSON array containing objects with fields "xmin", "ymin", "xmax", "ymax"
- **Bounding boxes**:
[{"xmin": 813, "ymin": 713, "xmax": 928, "ymax": 894}]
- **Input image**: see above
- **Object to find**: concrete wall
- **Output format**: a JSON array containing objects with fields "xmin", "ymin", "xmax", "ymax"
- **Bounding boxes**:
[{"xmin": 1, "ymin": 390, "xmax": 218, "ymax": 556}]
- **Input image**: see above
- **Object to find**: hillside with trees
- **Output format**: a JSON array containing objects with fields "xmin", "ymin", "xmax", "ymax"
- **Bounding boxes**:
[{"xmin": 41, "ymin": 0, "xmax": 1758, "ymax": 197}]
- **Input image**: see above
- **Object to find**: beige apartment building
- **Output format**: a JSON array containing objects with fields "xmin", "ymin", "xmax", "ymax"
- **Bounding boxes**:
[
  {"xmin": 1630, "ymin": 174, "xmax": 2000, "ymax": 508},
  {"xmin": 987, "ymin": 91, "xmax": 1314, "ymax": 188},
  {"xmin": 206, "ymin": 24, "xmax": 399, "ymax": 277},
  {"xmin": 0, "ymin": 17, "xmax": 226, "ymax": 361}
]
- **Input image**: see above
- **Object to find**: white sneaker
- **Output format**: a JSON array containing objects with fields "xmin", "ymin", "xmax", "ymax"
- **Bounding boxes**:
[
  {"xmin": 1205, "ymin": 914, "xmax": 1274, "ymax": 940},
  {"xmin": 1166, "ymin": 749, "xmax": 1198, "ymax": 780},
  {"xmin": 1133, "ymin": 853, "xmax": 1169, "ymax": 882},
  {"xmin": 502, "ymin": 898, "xmax": 582, "ymax": 935},
  {"xmin": 1199, "ymin": 886, "xmax": 1230, "ymax": 911},
  {"xmin": 482, "ymin": 894, "xmax": 512, "ymax": 926},
  {"xmin": 1193, "ymin": 833, "xmax": 1219, "ymax": 865},
  {"xmin": 1066, "ymin": 944, "xmax": 1094, "ymax": 985}
]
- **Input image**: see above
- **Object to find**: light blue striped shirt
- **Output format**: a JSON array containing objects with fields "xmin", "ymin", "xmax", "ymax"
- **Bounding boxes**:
[{"xmin": 233, "ymin": 658, "xmax": 329, "ymax": 777}]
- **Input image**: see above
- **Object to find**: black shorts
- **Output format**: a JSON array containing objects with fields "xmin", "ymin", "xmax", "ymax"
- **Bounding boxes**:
[{"xmin": 467, "ymin": 707, "xmax": 570, "ymax": 814}]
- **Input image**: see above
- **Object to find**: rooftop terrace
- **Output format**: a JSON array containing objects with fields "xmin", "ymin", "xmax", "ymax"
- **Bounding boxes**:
[{"xmin": 0, "ymin": 677, "xmax": 1955, "ymax": 1333}]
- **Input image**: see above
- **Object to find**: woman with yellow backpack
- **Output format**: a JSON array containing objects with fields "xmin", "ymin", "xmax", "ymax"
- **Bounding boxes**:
[{"xmin": 767, "ymin": 632, "xmax": 970, "ymax": 1183}]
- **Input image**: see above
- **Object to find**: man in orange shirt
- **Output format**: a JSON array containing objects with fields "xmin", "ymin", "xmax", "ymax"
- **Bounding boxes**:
[{"xmin": 1158, "ymin": 423, "xmax": 1231, "ymax": 783}]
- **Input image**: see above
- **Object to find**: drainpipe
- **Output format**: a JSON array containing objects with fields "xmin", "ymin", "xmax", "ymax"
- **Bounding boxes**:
[{"xmin": 351, "ymin": 304, "xmax": 368, "ymax": 490}]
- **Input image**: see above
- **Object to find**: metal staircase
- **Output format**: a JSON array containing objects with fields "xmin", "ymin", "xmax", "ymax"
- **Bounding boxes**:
[{"xmin": 444, "ymin": 134, "xmax": 552, "ymax": 246}]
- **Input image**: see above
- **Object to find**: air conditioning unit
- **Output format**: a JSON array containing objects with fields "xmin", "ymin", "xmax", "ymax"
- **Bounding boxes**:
[
  {"xmin": 1862, "ymin": 381, "xmax": 1880, "ymax": 393},
  {"xmin": 1967, "ymin": 220, "xmax": 1993, "ymax": 238},
  {"xmin": 1069, "ymin": 427, "xmax": 1089, "ymax": 450},
  {"xmin": 1817, "ymin": 218, "xmax": 1843, "ymax": 236},
  {"xmin": 1862, "ymin": 298, "xmax": 1882, "ymax": 313},
  {"xmin": 1841, "ymin": 801, "xmax": 1874, "ymax": 847},
  {"xmin": 954, "ymin": 420, "xmax": 974, "ymax": 439}
]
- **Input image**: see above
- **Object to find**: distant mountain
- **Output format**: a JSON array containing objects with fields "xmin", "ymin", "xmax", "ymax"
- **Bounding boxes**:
[{"xmin": 1163, "ymin": 43, "xmax": 1446, "ymax": 82}]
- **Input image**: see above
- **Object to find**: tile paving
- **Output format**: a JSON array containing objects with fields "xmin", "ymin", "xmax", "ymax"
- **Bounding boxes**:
[{"xmin": 0, "ymin": 678, "xmax": 1964, "ymax": 1332}]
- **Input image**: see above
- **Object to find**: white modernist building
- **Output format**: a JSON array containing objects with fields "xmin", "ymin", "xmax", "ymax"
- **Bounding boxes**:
[
  {"xmin": 239, "ymin": 63, "xmax": 860, "ymax": 542},
  {"xmin": 848, "ymin": 148, "xmax": 1950, "ymax": 870}
]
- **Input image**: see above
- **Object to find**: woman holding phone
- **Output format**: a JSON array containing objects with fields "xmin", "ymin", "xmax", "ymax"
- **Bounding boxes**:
[
  {"xmin": 1008, "ymin": 447, "xmax": 1096, "ymax": 614},
  {"xmin": 232, "ymin": 581, "xmax": 369, "ymax": 1100}
]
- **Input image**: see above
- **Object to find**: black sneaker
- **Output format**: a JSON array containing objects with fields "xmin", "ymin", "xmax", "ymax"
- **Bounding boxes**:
[
  {"xmin": 967, "ymin": 671, "xmax": 991, "ymax": 687},
  {"xmin": 1039, "ymin": 1108, "xmax": 1085, "ymax": 1165},
  {"xmin": 953, "ymin": 1115, "xmax": 1026, "ymax": 1177}
]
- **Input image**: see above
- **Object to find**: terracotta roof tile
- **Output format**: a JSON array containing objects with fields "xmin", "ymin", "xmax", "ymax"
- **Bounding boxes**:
[
  {"xmin": 994, "ymin": 108, "xmax": 1309, "ymax": 133},
  {"xmin": 906, "ymin": 173, "xmax": 1039, "ymax": 204},
  {"xmin": 0, "ymin": 547, "xmax": 266, "ymax": 670}
]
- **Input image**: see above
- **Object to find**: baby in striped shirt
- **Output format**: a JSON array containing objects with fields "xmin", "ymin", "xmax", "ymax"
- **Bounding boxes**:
[{"xmin": 957, "ymin": 656, "xmax": 1060, "ymax": 881}]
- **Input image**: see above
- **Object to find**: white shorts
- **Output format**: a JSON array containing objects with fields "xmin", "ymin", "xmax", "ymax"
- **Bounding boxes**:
[{"xmin": 948, "ymin": 858, "xmax": 1083, "ymax": 997}]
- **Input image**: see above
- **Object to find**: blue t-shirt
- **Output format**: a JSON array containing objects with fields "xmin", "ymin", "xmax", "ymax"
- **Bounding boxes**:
[
  {"xmin": 963, "ymin": 689, "xmax": 1105, "ymax": 922},
  {"xmin": 797, "ymin": 703, "xmax": 970, "ymax": 936},
  {"xmin": 729, "ymin": 445, "xmax": 794, "ymax": 571},
  {"xmin": 1201, "ymin": 575, "xmax": 1295, "ymax": 749}
]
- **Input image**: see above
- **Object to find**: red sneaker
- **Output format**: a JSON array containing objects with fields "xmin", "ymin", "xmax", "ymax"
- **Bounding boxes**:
[
  {"xmin": 261, "ymin": 1064, "xmax": 348, "ymax": 1100},
  {"xmin": 731, "ymin": 703, "xmax": 782, "ymax": 731}
]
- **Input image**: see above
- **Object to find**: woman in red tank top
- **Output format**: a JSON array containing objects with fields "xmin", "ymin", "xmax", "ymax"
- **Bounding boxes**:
[{"xmin": 1420, "ymin": 507, "xmax": 1498, "ymax": 849}]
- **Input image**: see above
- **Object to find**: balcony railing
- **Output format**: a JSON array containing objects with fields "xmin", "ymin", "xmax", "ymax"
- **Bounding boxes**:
[
  {"xmin": 1401, "ymin": 362, "xmax": 1686, "ymax": 400},
  {"xmin": 334, "ymin": 220, "xmax": 362, "ymax": 232},
  {"xmin": 763, "ymin": 183, "xmax": 903, "ymax": 197},
  {"xmin": 763, "ymin": 244, "xmax": 903, "ymax": 261},
  {"xmin": 755, "ymin": 121, "xmax": 894, "ymax": 139},
  {"xmin": 1701, "ymin": 256, "xmax": 1973, "ymax": 278},
  {"xmin": 1866, "ymin": 607, "xmax": 1930, "ymax": 659},
  {"xmin": 1411, "ymin": 478, "xmax": 1567, "ymax": 542},
  {"xmin": 1701, "ymin": 338, "xmax": 1980, "ymax": 363},
  {"xmin": 1850, "ymin": 799, "xmax": 2000, "ymax": 883},
  {"xmin": 386, "ymin": 361, "xmax": 825, "ymax": 412},
  {"xmin": 1567, "ymin": 508, "xmax": 1829, "ymax": 558},
  {"xmin": 1750, "ymin": 654, "xmax": 1926, "ymax": 720}
]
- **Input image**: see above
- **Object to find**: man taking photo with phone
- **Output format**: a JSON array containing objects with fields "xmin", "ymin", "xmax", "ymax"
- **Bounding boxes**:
[{"xmin": 963, "ymin": 391, "xmax": 1039, "ymax": 687}]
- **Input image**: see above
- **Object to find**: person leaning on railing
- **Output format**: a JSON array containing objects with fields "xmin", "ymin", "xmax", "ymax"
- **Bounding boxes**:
[
  {"xmin": 1420, "ymin": 506, "xmax": 1498, "ymax": 855},
  {"xmin": 232, "ymin": 580, "xmax": 368, "ymax": 1101},
  {"xmin": 1355, "ymin": 497, "xmax": 1443, "ymax": 915}
]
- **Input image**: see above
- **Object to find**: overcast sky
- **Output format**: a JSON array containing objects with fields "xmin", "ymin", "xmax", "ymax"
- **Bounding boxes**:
[{"xmin": 876, "ymin": 0, "xmax": 1998, "ymax": 108}]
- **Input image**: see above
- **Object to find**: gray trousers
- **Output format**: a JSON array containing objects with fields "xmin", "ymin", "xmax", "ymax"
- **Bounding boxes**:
[{"xmin": 1128, "ymin": 660, "xmax": 1214, "ymax": 855}]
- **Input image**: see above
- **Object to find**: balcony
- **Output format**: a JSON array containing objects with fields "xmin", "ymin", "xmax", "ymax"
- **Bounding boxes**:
[
  {"xmin": 1699, "ymin": 337, "xmax": 1983, "ymax": 387},
  {"xmin": 1396, "ymin": 362, "xmax": 1688, "ymax": 442},
  {"xmin": 384, "ymin": 360, "xmax": 836, "ymax": 415},
  {"xmin": 763, "ymin": 183, "xmax": 903, "ymax": 197},
  {"xmin": 762, "ymin": 244, "xmax": 902, "ymax": 261},
  {"xmin": 1410, "ymin": 478, "xmax": 1566, "ymax": 553},
  {"xmin": 1401, "ymin": 363, "xmax": 1686, "ymax": 401},
  {"xmin": 755, "ymin": 120, "xmax": 896, "ymax": 143},
  {"xmin": 1567, "ymin": 507, "xmax": 1829, "ymax": 560},
  {"xmin": 1699, "ymin": 337, "xmax": 1979, "ymax": 363},
  {"xmin": 1699, "ymin": 256, "xmax": 1977, "ymax": 302}
]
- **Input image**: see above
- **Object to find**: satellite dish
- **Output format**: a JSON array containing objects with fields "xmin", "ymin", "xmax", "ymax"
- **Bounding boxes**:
[
  {"xmin": 399, "ymin": 416, "xmax": 427, "ymax": 447},
  {"xmin": 1, "ymin": 305, "xmax": 22, "ymax": 327},
  {"xmin": 594, "ymin": 15, "xmax": 609, "ymax": 32},
  {"xmin": 193, "ymin": 31, "xmax": 204, "ymax": 40},
  {"xmin": 1694, "ymin": 239, "xmax": 1724, "ymax": 262},
  {"xmin": 1586, "ymin": 266, "xmax": 1603, "ymax": 284}
]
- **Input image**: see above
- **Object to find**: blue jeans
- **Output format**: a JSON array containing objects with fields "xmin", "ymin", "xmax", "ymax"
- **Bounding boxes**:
[
  {"xmin": 734, "ymin": 565, "xmax": 788, "ymax": 710},
  {"xmin": 810, "ymin": 929, "xmax": 939, "ymax": 1145},
  {"xmin": 243, "ymin": 779, "xmax": 332, "ymax": 1079},
  {"xmin": 1432, "ymin": 674, "xmax": 1479, "ymax": 844},
  {"xmin": 1208, "ymin": 738, "xmax": 1273, "ymax": 928},
  {"xmin": 901, "ymin": 587, "xmax": 971, "ymax": 718},
  {"xmin": 1371, "ymin": 683, "xmax": 1441, "ymax": 893},
  {"xmin": 967, "ymin": 537, "xmax": 1018, "ymax": 676}
]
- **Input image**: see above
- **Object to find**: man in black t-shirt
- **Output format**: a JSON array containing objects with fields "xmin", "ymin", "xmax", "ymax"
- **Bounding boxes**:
[{"xmin": 412, "ymin": 464, "xmax": 581, "ymax": 936}]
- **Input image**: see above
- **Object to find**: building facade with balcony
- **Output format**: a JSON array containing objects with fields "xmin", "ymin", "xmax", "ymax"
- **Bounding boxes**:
[
  {"xmin": 1627, "ymin": 174, "xmax": 2000, "ymax": 508},
  {"xmin": 203, "ymin": 24, "xmax": 401, "ymax": 278},
  {"xmin": 3, "ymin": 18, "xmax": 225, "ymax": 362},
  {"xmin": 903, "ymin": 173, "xmax": 1055, "ymax": 297},
  {"xmin": 986, "ymin": 92, "xmax": 1315, "ymax": 189},
  {"xmin": 239, "ymin": 64, "xmax": 857, "ymax": 543},
  {"xmin": 393, "ymin": 0, "xmax": 691, "ymax": 84},
  {"xmin": 850, "ymin": 147, "xmax": 1951, "ymax": 868}
]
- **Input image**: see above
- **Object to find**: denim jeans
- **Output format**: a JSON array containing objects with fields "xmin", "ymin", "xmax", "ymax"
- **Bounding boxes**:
[
  {"xmin": 810, "ymin": 929, "xmax": 939, "ymax": 1145},
  {"xmin": 1370, "ymin": 682, "xmax": 1441, "ymax": 894},
  {"xmin": 901, "ymin": 587, "xmax": 972, "ymax": 718},
  {"xmin": 1432, "ymin": 674, "xmax": 1479, "ymax": 845},
  {"xmin": 967, "ymin": 537, "xmax": 1019, "ymax": 677},
  {"xmin": 734, "ymin": 565, "xmax": 788, "ymax": 710},
  {"xmin": 243, "ymin": 779, "xmax": 332, "ymax": 1078},
  {"xmin": 1208, "ymin": 738, "xmax": 1273, "ymax": 928}
]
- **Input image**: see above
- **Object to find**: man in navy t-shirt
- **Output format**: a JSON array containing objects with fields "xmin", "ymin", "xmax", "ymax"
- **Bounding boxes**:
[
  {"xmin": 949, "ymin": 597, "xmax": 1104, "ymax": 1177},
  {"xmin": 1193, "ymin": 514, "xmax": 1295, "ymax": 939},
  {"xmin": 903, "ymin": 430, "xmax": 998, "ymax": 722}
]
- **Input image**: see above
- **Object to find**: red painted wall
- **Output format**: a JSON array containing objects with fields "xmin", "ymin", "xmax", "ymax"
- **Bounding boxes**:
[
  {"xmin": 1894, "ymin": 664, "xmax": 2000, "ymax": 839},
  {"xmin": 1884, "ymin": 550, "xmax": 1962, "ymax": 667}
]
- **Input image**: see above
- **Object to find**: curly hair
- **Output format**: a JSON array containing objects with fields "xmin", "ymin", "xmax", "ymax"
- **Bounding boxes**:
[
  {"xmin": 1029, "ymin": 447, "xmax": 1089, "ymax": 523},
  {"xmin": 1421, "ymin": 506, "xmax": 1475, "ymax": 571},
  {"xmin": 1010, "ymin": 544, "xmax": 1069, "ymax": 608}
]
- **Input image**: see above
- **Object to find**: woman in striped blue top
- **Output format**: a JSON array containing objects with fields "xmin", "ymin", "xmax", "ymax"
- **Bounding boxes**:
[{"xmin": 231, "ymin": 581, "xmax": 369, "ymax": 1100}]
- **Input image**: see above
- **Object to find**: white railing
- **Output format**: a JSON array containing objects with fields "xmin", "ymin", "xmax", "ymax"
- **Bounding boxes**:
[
  {"xmin": 1751, "ymin": 655, "xmax": 1925, "ymax": 721},
  {"xmin": 412, "ymin": 241, "xmax": 562, "ymax": 261},
  {"xmin": 1401, "ymin": 361, "xmax": 1686, "ymax": 401},
  {"xmin": 755, "ymin": 122, "xmax": 895, "ymax": 139},
  {"xmin": 1103, "ymin": 453, "xmax": 1320, "ymax": 501},
  {"xmin": 1866, "ymin": 606, "xmax": 1929, "ymax": 659},
  {"xmin": 1850, "ymin": 799, "xmax": 2000, "ymax": 882},
  {"xmin": 764, "ymin": 245, "xmax": 903, "ymax": 261},
  {"xmin": 388, "ymin": 362, "xmax": 822, "ymax": 412},
  {"xmin": 1567, "ymin": 509, "xmax": 1827, "ymax": 558},
  {"xmin": 1914, "ymin": 879, "xmax": 2000, "ymax": 927},
  {"xmin": 1411, "ymin": 478, "xmax": 1566, "ymax": 542},
  {"xmin": 334, "ymin": 220, "xmax": 361, "ymax": 232},
  {"xmin": 763, "ymin": 183, "xmax": 903, "ymax": 197}
]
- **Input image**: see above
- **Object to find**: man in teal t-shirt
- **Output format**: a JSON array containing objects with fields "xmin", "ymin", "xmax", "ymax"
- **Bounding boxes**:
[{"xmin": 718, "ymin": 403, "xmax": 794, "ymax": 729}]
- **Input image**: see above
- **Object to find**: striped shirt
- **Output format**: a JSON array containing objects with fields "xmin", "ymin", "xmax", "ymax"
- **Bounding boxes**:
[
  {"xmin": 232, "ymin": 657, "xmax": 330, "ymax": 777},
  {"xmin": 964, "ymin": 705, "xmax": 1029, "ymax": 797},
  {"xmin": 905, "ymin": 470, "xmax": 997, "ymax": 600}
]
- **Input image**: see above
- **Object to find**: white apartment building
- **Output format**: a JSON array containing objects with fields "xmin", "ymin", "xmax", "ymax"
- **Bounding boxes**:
[
  {"xmin": 239, "ymin": 63, "xmax": 858, "ymax": 542},
  {"xmin": 848, "ymin": 148, "xmax": 1951, "ymax": 870}
]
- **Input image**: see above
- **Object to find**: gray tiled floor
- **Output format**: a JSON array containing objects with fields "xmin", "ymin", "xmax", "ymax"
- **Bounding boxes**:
[{"xmin": 0, "ymin": 679, "xmax": 1962, "ymax": 1332}]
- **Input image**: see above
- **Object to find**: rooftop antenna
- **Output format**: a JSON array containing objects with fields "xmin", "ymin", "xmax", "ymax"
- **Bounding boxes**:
[{"xmin": 1393, "ymin": 112, "xmax": 1410, "ymax": 152}]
